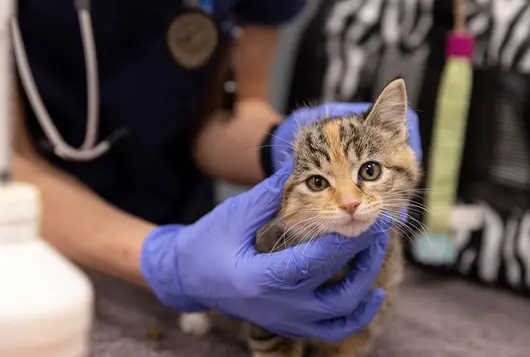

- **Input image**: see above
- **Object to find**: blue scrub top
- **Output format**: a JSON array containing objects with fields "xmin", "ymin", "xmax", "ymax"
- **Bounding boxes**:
[{"xmin": 17, "ymin": 0, "xmax": 305, "ymax": 225}]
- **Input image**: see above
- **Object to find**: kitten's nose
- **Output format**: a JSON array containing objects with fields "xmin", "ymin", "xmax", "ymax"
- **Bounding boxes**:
[{"xmin": 340, "ymin": 200, "xmax": 360, "ymax": 215}]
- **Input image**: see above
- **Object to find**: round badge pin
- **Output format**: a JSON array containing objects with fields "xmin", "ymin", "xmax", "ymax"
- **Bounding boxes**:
[{"xmin": 166, "ymin": 10, "xmax": 220, "ymax": 70}]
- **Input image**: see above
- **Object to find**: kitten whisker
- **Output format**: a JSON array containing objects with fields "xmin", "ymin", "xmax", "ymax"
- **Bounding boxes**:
[
  {"xmin": 294, "ymin": 221, "xmax": 330, "ymax": 267},
  {"xmin": 382, "ymin": 206, "xmax": 430, "ymax": 220},
  {"xmin": 400, "ymin": 215, "xmax": 432, "ymax": 244},
  {"xmin": 289, "ymin": 219, "xmax": 329, "ymax": 245},
  {"xmin": 380, "ymin": 195, "xmax": 425, "ymax": 204},
  {"xmin": 255, "ymin": 215, "xmax": 291, "ymax": 245},
  {"xmin": 273, "ymin": 216, "xmax": 324, "ymax": 252},
  {"xmin": 294, "ymin": 223, "xmax": 327, "ymax": 249},
  {"xmin": 382, "ymin": 203, "xmax": 431, "ymax": 215},
  {"xmin": 256, "ymin": 208, "xmax": 336, "ymax": 245},
  {"xmin": 255, "ymin": 144, "xmax": 293, "ymax": 151},
  {"xmin": 258, "ymin": 212, "xmax": 323, "ymax": 247},
  {"xmin": 382, "ymin": 190, "xmax": 431, "ymax": 199},
  {"xmin": 386, "ymin": 201, "xmax": 430, "ymax": 210},
  {"xmin": 387, "ymin": 187, "xmax": 431, "ymax": 193},
  {"xmin": 271, "ymin": 217, "xmax": 314, "ymax": 252},
  {"xmin": 381, "ymin": 201, "xmax": 426, "ymax": 209},
  {"xmin": 382, "ymin": 196, "xmax": 430, "ymax": 206},
  {"xmin": 267, "ymin": 133, "xmax": 294, "ymax": 148},
  {"xmin": 282, "ymin": 221, "xmax": 329, "ymax": 280},
  {"xmin": 379, "ymin": 212, "xmax": 418, "ymax": 245},
  {"xmin": 293, "ymin": 115, "xmax": 303, "ymax": 134},
  {"xmin": 381, "ymin": 209, "xmax": 432, "ymax": 246}
]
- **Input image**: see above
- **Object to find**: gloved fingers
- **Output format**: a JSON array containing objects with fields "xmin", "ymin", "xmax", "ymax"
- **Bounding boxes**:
[
  {"xmin": 139, "ymin": 224, "xmax": 208, "ymax": 312},
  {"xmin": 405, "ymin": 107, "xmax": 423, "ymax": 162},
  {"xmin": 398, "ymin": 207, "xmax": 409, "ymax": 226},
  {"xmin": 234, "ymin": 157, "xmax": 294, "ymax": 236},
  {"xmin": 255, "ymin": 233, "xmax": 364, "ymax": 290},
  {"xmin": 290, "ymin": 102, "xmax": 373, "ymax": 127},
  {"xmin": 312, "ymin": 288, "xmax": 385, "ymax": 342},
  {"xmin": 261, "ymin": 225, "xmax": 389, "ymax": 289},
  {"xmin": 311, "ymin": 236, "xmax": 388, "ymax": 318},
  {"xmin": 316, "ymin": 102, "xmax": 373, "ymax": 118}
]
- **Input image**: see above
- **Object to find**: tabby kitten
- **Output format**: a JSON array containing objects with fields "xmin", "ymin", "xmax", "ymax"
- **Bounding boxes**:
[{"xmin": 180, "ymin": 77, "xmax": 421, "ymax": 357}]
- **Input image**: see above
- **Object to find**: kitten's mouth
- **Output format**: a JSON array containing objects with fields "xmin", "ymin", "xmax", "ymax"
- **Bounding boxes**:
[
  {"xmin": 333, "ymin": 216, "xmax": 375, "ymax": 238},
  {"xmin": 349, "ymin": 215, "xmax": 372, "ymax": 225},
  {"xmin": 338, "ymin": 215, "xmax": 372, "ymax": 227}
]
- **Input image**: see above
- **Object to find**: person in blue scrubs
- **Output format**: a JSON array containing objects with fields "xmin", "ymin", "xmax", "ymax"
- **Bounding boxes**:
[{"xmin": 12, "ymin": 0, "xmax": 422, "ymax": 341}]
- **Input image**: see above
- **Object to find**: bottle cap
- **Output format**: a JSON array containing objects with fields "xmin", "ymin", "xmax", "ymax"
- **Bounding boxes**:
[{"xmin": 0, "ymin": 182, "xmax": 41, "ymax": 242}]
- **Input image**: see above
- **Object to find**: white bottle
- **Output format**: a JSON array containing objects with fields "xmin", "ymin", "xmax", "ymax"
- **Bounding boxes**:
[{"xmin": 0, "ymin": 182, "xmax": 95, "ymax": 357}]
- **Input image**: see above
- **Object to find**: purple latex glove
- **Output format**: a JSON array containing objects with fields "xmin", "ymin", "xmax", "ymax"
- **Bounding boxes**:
[
  {"xmin": 271, "ymin": 102, "xmax": 423, "ymax": 172},
  {"xmin": 141, "ymin": 159, "xmax": 391, "ymax": 341}
]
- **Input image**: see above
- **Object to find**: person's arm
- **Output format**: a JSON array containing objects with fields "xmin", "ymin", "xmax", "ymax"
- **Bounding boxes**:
[
  {"xmin": 12, "ymin": 99, "xmax": 154, "ymax": 288},
  {"xmin": 193, "ymin": 25, "xmax": 283, "ymax": 185}
]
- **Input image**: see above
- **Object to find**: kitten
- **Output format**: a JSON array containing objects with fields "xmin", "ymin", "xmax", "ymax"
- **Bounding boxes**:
[{"xmin": 179, "ymin": 77, "xmax": 422, "ymax": 357}]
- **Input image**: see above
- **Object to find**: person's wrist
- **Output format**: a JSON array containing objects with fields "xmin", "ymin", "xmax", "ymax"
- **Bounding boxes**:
[{"xmin": 140, "ymin": 224, "xmax": 207, "ymax": 312}]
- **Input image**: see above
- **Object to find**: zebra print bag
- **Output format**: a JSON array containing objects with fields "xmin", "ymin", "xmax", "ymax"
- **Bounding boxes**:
[{"xmin": 285, "ymin": 0, "xmax": 530, "ymax": 296}]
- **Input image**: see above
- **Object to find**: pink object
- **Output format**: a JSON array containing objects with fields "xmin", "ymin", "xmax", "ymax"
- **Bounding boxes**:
[
  {"xmin": 340, "ymin": 200, "xmax": 360, "ymax": 215},
  {"xmin": 446, "ymin": 31, "xmax": 475, "ymax": 59}
]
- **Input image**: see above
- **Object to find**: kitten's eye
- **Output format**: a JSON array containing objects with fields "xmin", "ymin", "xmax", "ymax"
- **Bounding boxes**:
[
  {"xmin": 359, "ymin": 162, "xmax": 382, "ymax": 181},
  {"xmin": 306, "ymin": 175, "xmax": 330, "ymax": 192}
]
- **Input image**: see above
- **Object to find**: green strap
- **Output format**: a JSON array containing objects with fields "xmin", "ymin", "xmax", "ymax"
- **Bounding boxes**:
[{"xmin": 424, "ymin": 58, "xmax": 473, "ymax": 236}]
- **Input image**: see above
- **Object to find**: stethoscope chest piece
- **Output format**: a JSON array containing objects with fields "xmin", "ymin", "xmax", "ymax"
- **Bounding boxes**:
[{"xmin": 166, "ymin": 9, "xmax": 220, "ymax": 70}]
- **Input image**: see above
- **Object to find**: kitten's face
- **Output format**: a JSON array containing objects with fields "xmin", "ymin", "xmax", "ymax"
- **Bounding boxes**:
[{"xmin": 280, "ymin": 78, "xmax": 421, "ymax": 238}]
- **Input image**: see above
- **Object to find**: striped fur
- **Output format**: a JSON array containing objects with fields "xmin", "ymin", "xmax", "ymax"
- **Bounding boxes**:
[{"xmin": 248, "ymin": 77, "xmax": 422, "ymax": 357}]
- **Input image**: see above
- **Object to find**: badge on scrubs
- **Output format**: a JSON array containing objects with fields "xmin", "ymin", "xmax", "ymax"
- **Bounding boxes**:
[{"xmin": 166, "ymin": 9, "xmax": 220, "ymax": 70}]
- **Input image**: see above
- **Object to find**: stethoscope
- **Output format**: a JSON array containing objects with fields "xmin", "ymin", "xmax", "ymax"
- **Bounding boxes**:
[{"xmin": 10, "ymin": 0, "xmax": 236, "ymax": 161}]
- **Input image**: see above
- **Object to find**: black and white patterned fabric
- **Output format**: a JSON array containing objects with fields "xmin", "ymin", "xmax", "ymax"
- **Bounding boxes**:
[{"xmin": 285, "ymin": 0, "xmax": 530, "ymax": 296}]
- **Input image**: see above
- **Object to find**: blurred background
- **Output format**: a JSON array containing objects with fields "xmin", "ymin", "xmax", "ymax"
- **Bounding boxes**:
[{"xmin": 90, "ymin": 1, "xmax": 530, "ymax": 356}]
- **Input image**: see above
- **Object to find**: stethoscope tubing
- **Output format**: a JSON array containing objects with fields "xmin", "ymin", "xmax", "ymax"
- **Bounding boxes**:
[
  {"xmin": 11, "ymin": 1, "xmax": 110, "ymax": 161},
  {"xmin": 10, "ymin": 0, "xmax": 230, "ymax": 162}
]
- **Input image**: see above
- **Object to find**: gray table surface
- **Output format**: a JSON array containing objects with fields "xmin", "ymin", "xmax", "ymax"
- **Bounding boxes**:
[{"xmin": 87, "ymin": 265, "xmax": 530, "ymax": 357}]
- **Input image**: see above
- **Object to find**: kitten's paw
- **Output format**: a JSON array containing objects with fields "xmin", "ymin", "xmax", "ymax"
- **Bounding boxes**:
[{"xmin": 179, "ymin": 312, "xmax": 211, "ymax": 336}]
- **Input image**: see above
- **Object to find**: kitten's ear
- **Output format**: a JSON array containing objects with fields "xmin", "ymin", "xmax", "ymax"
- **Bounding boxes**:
[{"xmin": 363, "ymin": 77, "xmax": 408, "ymax": 141}]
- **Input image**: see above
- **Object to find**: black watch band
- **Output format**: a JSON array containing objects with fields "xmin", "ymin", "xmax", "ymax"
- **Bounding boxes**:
[{"xmin": 260, "ymin": 123, "xmax": 280, "ymax": 177}]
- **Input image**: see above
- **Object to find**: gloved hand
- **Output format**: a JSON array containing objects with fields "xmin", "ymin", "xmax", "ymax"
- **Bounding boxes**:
[
  {"xmin": 141, "ymin": 159, "xmax": 391, "ymax": 341},
  {"xmin": 269, "ymin": 102, "xmax": 423, "ymax": 173}
]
